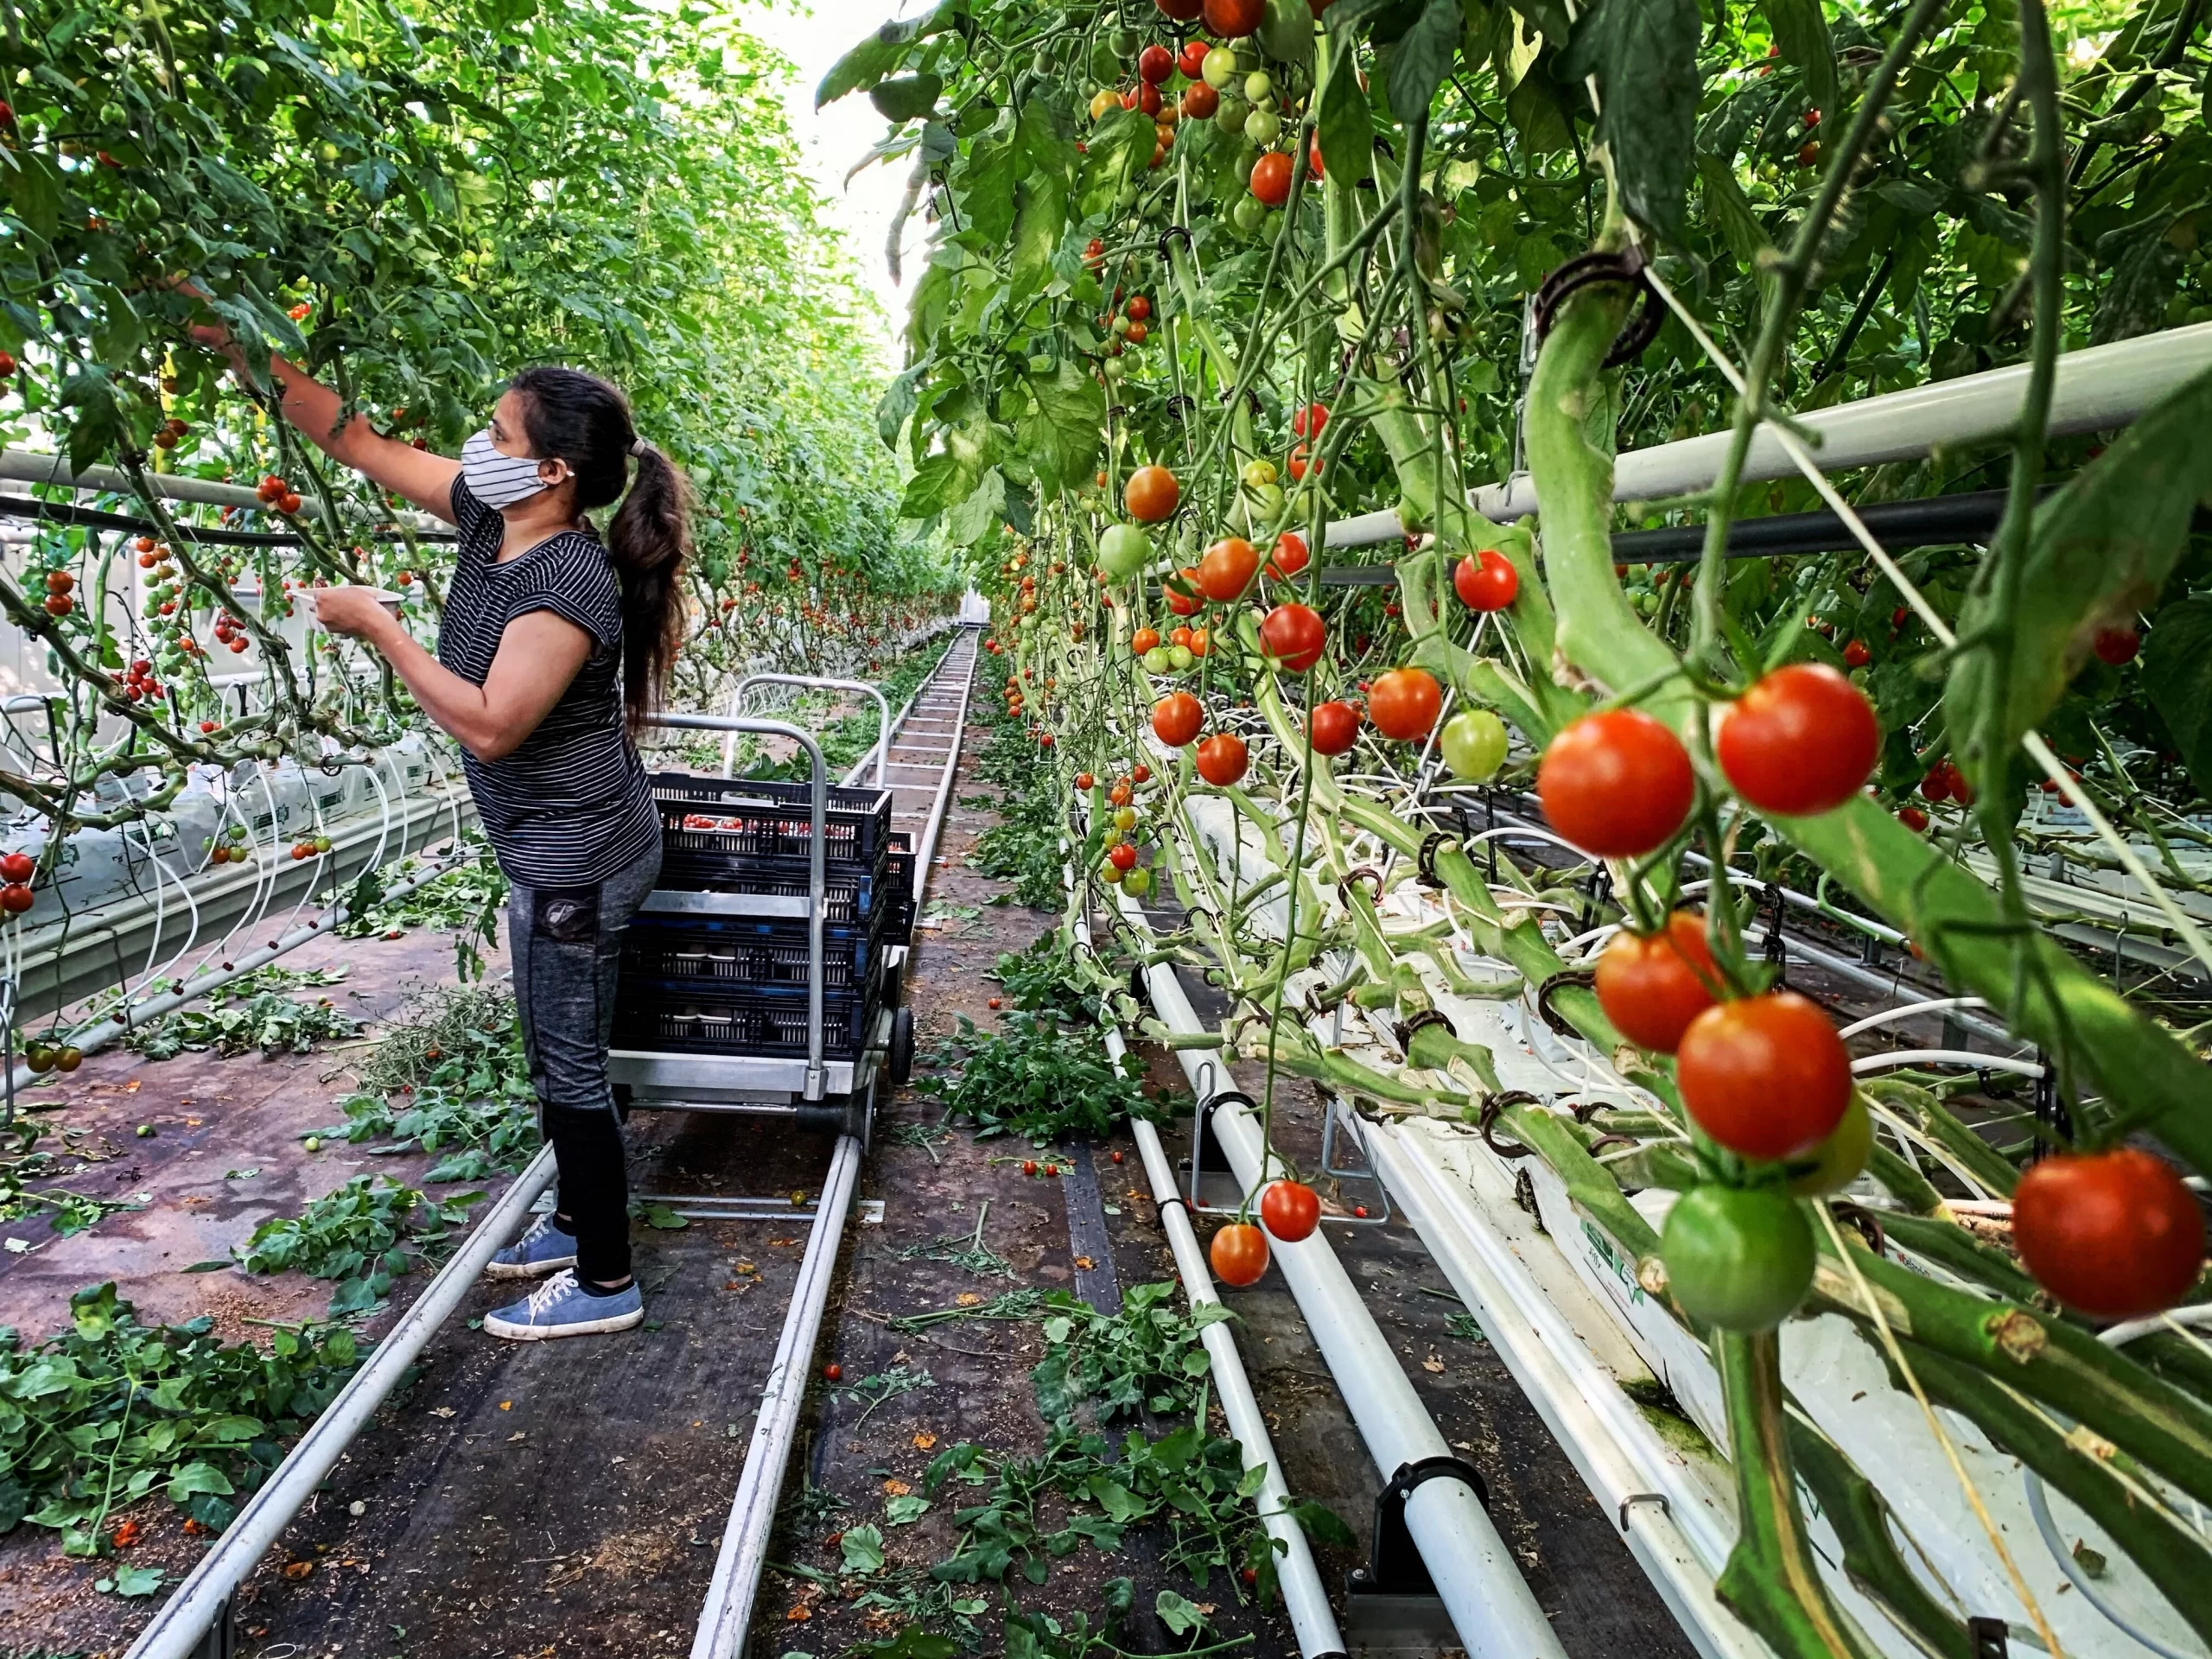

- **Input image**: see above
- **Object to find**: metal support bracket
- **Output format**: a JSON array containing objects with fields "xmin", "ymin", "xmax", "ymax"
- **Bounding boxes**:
[
  {"xmin": 191, "ymin": 1591, "xmax": 235, "ymax": 1657},
  {"xmin": 1967, "ymin": 1616, "xmax": 2010, "ymax": 1657},
  {"xmin": 1319, "ymin": 1099, "xmax": 1390, "ymax": 1227},
  {"xmin": 1350, "ymin": 1454, "xmax": 1491, "ymax": 1599},
  {"xmin": 1185, "ymin": 1077, "xmax": 1258, "ymax": 1216}
]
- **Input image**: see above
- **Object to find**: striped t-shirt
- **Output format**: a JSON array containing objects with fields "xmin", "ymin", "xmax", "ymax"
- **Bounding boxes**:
[{"xmin": 435, "ymin": 479, "xmax": 661, "ymax": 887}]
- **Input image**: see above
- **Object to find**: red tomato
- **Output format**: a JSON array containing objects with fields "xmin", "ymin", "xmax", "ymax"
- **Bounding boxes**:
[
  {"xmin": 2, "ymin": 882, "xmax": 34, "ymax": 914},
  {"xmin": 1195, "ymin": 732, "xmax": 1249, "ymax": 786},
  {"xmin": 1675, "ymin": 993, "xmax": 1852, "ymax": 1161},
  {"xmin": 1259, "ymin": 604, "xmax": 1325, "ymax": 672},
  {"xmin": 1128, "ymin": 294, "xmax": 1153, "ymax": 322},
  {"xmin": 1287, "ymin": 442, "xmax": 1323, "ymax": 481},
  {"xmin": 1307, "ymin": 700, "xmax": 1361, "ymax": 754},
  {"xmin": 1919, "ymin": 766, "xmax": 1951, "ymax": 803},
  {"xmin": 1538, "ymin": 709, "xmax": 1694, "ymax": 858},
  {"xmin": 1211, "ymin": 1222, "xmax": 1270, "ymax": 1286},
  {"xmin": 1198, "ymin": 537, "xmax": 1260, "ymax": 601},
  {"xmin": 1260, "ymin": 1180, "xmax": 1320, "ymax": 1243},
  {"xmin": 1308, "ymin": 133, "xmax": 1325, "ymax": 179},
  {"xmin": 1452, "ymin": 550, "xmax": 1518, "ymax": 612},
  {"xmin": 1291, "ymin": 402, "xmax": 1329, "ymax": 438},
  {"xmin": 0, "ymin": 852, "xmax": 32, "ymax": 884},
  {"xmin": 1841, "ymin": 639, "xmax": 1871, "ymax": 668},
  {"xmin": 1108, "ymin": 841, "xmax": 1139, "ymax": 871},
  {"xmin": 1267, "ymin": 531, "xmax": 1309, "ymax": 578},
  {"xmin": 1076, "ymin": 772, "xmax": 1096, "ymax": 791},
  {"xmin": 1152, "ymin": 691, "xmax": 1204, "ymax": 747},
  {"xmin": 2013, "ymin": 1148, "xmax": 2205, "ymax": 1319},
  {"xmin": 1168, "ymin": 626, "xmax": 1193, "ymax": 649},
  {"xmin": 1182, "ymin": 81, "xmax": 1219, "ymax": 119},
  {"xmin": 1367, "ymin": 668, "xmax": 1440, "ymax": 741},
  {"xmin": 2094, "ymin": 626, "xmax": 2140, "ymax": 665},
  {"xmin": 1204, "ymin": 0, "xmax": 1265, "ymax": 35},
  {"xmin": 1897, "ymin": 804, "xmax": 1929, "ymax": 832},
  {"xmin": 1718, "ymin": 664, "xmax": 1878, "ymax": 817},
  {"xmin": 1166, "ymin": 568, "xmax": 1204, "ymax": 616},
  {"xmin": 1138, "ymin": 43, "xmax": 1174, "ymax": 83},
  {"xmin": 1131, "ymin": 627, "xmax": 1162, "ymax": 654},
  {"xmin": 823, "ymin": 1363, "xmax": 842, "ymax": 1382},
  {"xmin": 1595, "ymin": 913, "xmax": 1719, "ymax": 1053},
  {"xmin": 1125, "ymin": 465, "xmax": 1179, "ymax": 523},
  {"xmin": 1131, "ymin": 764, "xmax": 1152, "ymax": 784},
  {"xmin": 1178, "ymin": 38, "xmax": 1210, "ymax": 77},
  {"xmin": 1249, "ymin": 150, "xmax": 1293, "ymax": 207},
  {"xmin": 1155, "ymin": 0, "xmax": 1204, "ymax": 17}
]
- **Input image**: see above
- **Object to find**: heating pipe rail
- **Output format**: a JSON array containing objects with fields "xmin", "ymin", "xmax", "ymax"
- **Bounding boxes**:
[
  {"xmin": 690, "ymin": 631, "xmax": 979, "ymax": 1659},
  {"xmin": 1317, "ymin": 321, "xmax": 2212, "ymax": 548},
  {"xmin": 1071, "ymin": 888, "xmax": 1346, "ymax": 1659},
  {"xmin": 1112, "ymin": 890, "xmax": 1571, "ymax": 1659}
]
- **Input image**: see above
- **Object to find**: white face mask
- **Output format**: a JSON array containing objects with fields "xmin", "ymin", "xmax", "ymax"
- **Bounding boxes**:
[{"xmin": 461, "ymin": 428, "xmax": 564, "ymax": 510}]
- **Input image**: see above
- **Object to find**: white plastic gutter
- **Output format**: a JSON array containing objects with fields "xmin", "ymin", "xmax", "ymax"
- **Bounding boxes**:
[
  {"xmin": 1320, "ymin": 321, "xmax": 2212, "ymax": 547},
  {"xmin": 123, "ymin": 1144, "xmax": 561, "ymax": 1659},
  {"xmin": 1072, "ymin": 895, "xmax": 1346, "ymax": 1659},
  {"xmin": 1115, "ymin": 890, "xmax": 1570, "ymax": 1659},
  {"xmin": 1360, "ymin": 1122, "xmax": 1770, "ymax": 1659}
]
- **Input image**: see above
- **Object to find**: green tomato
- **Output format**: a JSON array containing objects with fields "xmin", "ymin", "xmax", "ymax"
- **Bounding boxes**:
[
  {"xmin": 1232, "ymin": 194, "xmax": 1267, "ymax": 234},
  {"xmin": 1100, "ymin": 824, "xmax": 1122, "ymax": 849},
  {"xmin": 1101, "ymin": 861, "xmax": 1124, "ymax": 885},
  {"xmin": 1097, "ymin": 524, "xmax": 1152, "ymax": 582},
  {"xmin": 1243, "ymin": 70, "xmax": 1274, "ymax": 103},
  {"xmin": 1103, "ymin": 354, "xmax": 1127, "ymax": 382},
  {"xmin": 1111, "ymin": 314, "xmax": 1132, "ymax": 336},
  {"xmin": 1143, "ymin": 645, "xmax": 1173, "ymax": 673},
  {"xmin": 1638, "ymin": 591, "xmax": 1661, "ymax": 617},
  {"xmin": 1788, "ymin": 1096, "xmax": 1873, "ymax": 1197},
  {"xmin": 303, "ymin": 1135, "xmax": 321, "ymax": 1153},
  {"xmin": 1202, "ymin": 47, "xmax": 1239, "ymax": 88},
  {"xmin": 1243, "ymin": 107, "xmax": 1281, "ymax": 147},
  {"xmin": 1241, "ymin": 458, "xmax": 1279, "ymax": 490},
  {"xmin": 1215, "ymin": 96, "xmax": 1248, "ymax": 136},
  {"xmin": 1167, "ymin": 644, "xmax": 1194, "ymax": 671},
  {"xmin": 1122, "ymin": 865, "xmax": 1154, "ymax": 898},
  {"xmin": 1440, "ymin": 710, "xmax": 1509, "ymax": 782},
  {"xmin": 1659, "ymin": 1186, "xmax": 1814, "ymax": 1332},
  {"xmin": 1243, "ymin": 481, "xmax": 1286, "ymax": 520}
]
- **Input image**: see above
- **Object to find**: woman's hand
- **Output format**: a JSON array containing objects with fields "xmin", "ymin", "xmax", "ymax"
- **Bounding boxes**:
[{"xmin": 310, "ymin": 586, "xmax": 393, "ymax": 639}]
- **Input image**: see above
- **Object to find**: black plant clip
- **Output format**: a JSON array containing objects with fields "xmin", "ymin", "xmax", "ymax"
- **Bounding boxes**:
[{"xmin": 1533, "ymin": 243, "xmax": 1663, "ymax": 369}]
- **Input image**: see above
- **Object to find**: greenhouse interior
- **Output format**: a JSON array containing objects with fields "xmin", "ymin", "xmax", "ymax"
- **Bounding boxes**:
[{"xmin": 5, "ymin": 1, "xmax": 2212, "ymax": 1657}]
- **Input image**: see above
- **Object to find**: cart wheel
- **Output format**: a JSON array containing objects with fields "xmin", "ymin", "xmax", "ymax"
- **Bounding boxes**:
[
  {"xmin": 881, "ymin": 952, "xmax": 905, "ymax": 1010},
  {"xmin": 889, "ymin": 1006, "xmax": 914, "ymax": 1086}
]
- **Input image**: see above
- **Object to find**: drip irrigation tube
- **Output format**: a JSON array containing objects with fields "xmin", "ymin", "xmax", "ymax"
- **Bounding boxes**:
[
  {"xmin": 121, "ymin": 1144, "xmax": 561, "ymax": 1659},
  {"xmin": 1114, "ymin": 891, "xmax": 1570, "ymax": 1659},
  {"xmin": 1071, "ymin": 893, "xmax": 1346, "ymax": 1659}
]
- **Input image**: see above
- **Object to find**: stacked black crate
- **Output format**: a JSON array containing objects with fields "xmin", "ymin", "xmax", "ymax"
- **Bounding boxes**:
[{"xmin": 611, "ymin": 774, "xmax": 916, "ymax": 1059}]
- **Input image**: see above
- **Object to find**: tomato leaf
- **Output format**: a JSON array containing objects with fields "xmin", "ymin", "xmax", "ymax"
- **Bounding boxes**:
[
  {"xmin": 1564, "ymin": 0, "xmax": 1701, "ymax": 241},
  {"xmin": 1015, "ymin": 362, "xmax": 1105, "ymax": 501},
  {"xmin": 817, "ymin": 3, "xmax": 957, "ymax": 108},
  {"xmin": 2141, "ymin": 598, "xmax": 2212, "ymax": 803},
  {"xmin": 958, "ymin": 137, "xmax": 1019, "ymax": 246},
  {"xmin": 870, "ymin": 73, "xmax": 944, "ymax": 124},
  {"xmin": 946, "ymin": 466, "xmax": 1007, "ymax": 547},
  {"xmin": 1763, "ymin": 0, "xmax": 1837, "ymax": 131},
  {"xmin": 1287, "ymin": 1497, "xmax": 1358, "ymax": 1547},
  {"xmin": 1386, "ymin": 0, "xmax": 1465, "ymax": 128},
  {"xmin": 1316, "ymin": 40, "xmax": 1374, "ymax": 183},
  {"xmin": 1945, "ymin": 365, "xmax": 2212, "ymax": 818}
]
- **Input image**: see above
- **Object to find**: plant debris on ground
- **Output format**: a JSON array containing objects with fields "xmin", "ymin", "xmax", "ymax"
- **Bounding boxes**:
[
  {"xmin": 219, "ymin": 1175, "xmax": 483, "ymax": 1315},
  {"xmin": 317, "ymin": 987, "xmax": 536, "ymax": 1182},
  {"xmin": 123, "ymin": 991, "xmax": 361, "ymax": 1061},
  {"xmin": 913, "ymin": 1013, "xmax": 1166, "ymax": 1145}
]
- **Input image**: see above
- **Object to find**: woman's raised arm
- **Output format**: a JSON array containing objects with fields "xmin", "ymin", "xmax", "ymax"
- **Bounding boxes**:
[{"xmin": 188, "ymin": 313, "xmax": 462, "ymax": 524}]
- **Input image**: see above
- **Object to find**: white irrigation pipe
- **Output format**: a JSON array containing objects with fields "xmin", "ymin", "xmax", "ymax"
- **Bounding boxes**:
[
  {"xmin": 1116, "ymin": 892, "xmax": 1569, "ymax": 1659},
  {"xmin": 1318, "ymin": 323, "xmax": 2212, "ymax": 547},
  {"xmin": 1072, "ymin": 893, "xmax": 1346, "ymax": 1659},
  {"xmin": 1849, "ymin": 1049, "xmax": 2046, "ymax": 1080},
  {"xmin": 1361, "ymin": 1122, "xmax": 1770, "ymax": 1659},
  {"xmin": 1837, "ymin": 999, "xmax": 1992, "ymax": 1040},
  {"xmin": 123, "ymin": 1142, "xmax": 560, "ymax": 1659}
]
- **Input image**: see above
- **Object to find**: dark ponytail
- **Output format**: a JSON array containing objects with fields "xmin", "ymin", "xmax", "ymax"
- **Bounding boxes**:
[{"xmin": 509, "ymin": 365, "xmax": 691, "ymax": 736}]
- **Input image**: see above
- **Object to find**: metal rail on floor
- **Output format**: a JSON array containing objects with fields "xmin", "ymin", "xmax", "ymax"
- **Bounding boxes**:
[
  {"xmin": 118, "ymin": 635, "xmax": 982, "ymax": 1659},
  {"xmin": 688, "ymin": 627, "xmax": 980, "ymax": 1659}
]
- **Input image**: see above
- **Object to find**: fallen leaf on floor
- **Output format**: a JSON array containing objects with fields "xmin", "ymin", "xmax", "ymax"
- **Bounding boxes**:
[
  {"xmin": 882, "ymin": 1478, "xmax": 912, "ymax": 1496},
  {"xmin": 429, "ymin": 1407, "xmax": 456, "ymax": 1419},
  {"xmin": 1074, "ymin": 1256, "xmax": 1096, "ymax": 1270},
  {"xmin": 499, "ymin": 1400, "xmax": 512, "ymax": 1410},
  {"xmin": 1421, "ymin": 1356, "xmax": 1445, "ymax": 1374},
  {"xmin": 769, "ymin": 1236, "xmax": 800, "ymax": 1247},
  {"xmin": 282, "ymin": 1561, "xmax": 314, "ymax": 1580},
  {"xmin": 734, "ymin": 1261, "xmax": 758, "ymax": 1274},
  {"xmin": 126, "ymin": 1080, "xmax": 140, "ymax": 1093},
  {"xmin": 955, "ymin": 1293, "xmax": 981, "ymax": 1306},
  {"xmin": 785, "ymin": 1605, "xmax": 811, "ymax": 1622},
  {"xmin": 912, "ymin": 1431, "xmax": 937, "ymax": 1450}
]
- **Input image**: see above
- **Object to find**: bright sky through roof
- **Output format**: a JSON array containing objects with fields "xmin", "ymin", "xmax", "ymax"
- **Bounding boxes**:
[{"xmin": 735, "ymin": 2, "xmax": 925, "ymax": 365}]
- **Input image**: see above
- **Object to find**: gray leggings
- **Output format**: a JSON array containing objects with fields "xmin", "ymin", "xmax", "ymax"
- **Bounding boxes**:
[{"xmin": 508, "ymin": 842, "xmax": 661, "ymax": 1282}]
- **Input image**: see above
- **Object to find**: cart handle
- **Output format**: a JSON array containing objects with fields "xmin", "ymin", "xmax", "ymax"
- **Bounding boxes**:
[
  {"xmin": 722, "ymin": 675, "xmax": 890, "ymax": 790},
  {"xmin": 644, "ymin": 714, "xmax": 830, "ymax": 1102}
]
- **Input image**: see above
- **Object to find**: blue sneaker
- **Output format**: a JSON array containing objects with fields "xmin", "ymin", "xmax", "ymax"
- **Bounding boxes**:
[
  {"xmin": 485, "ymin": 1211, "xmax": 577, "ymax": 1280},
  {"xmin": 483, "ymin": 1269, "xmax": 644, "ymax": 1341}
]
